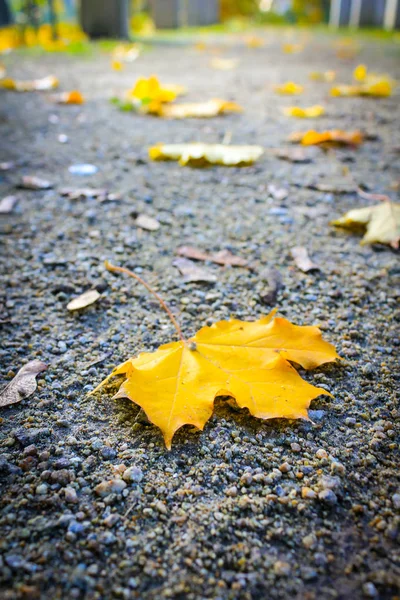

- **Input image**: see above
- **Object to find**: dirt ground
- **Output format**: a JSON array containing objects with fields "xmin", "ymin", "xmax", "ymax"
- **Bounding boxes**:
[{"xmin": 0, "ymin": 29, "xmax": 399, "ymax": 600}]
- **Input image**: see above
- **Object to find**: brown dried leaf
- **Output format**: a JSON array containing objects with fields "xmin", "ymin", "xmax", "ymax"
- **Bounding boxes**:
[
  {"xmin": 173, "ymin": 257, "xmax": 217, "ymax": 283},
  {"xmin": 67, "ymin": 290, "xmax": 101, "ymax": 311},
  {"xmin": 177, "ymin": 246, "xmax": 248, "ymax": 268},
  {"xmin": 0, "ymin": 195, "xmax": 18, "ymax": 214},
  {"xmin": 19, "ymin": 176, "xmax": 53, "ymax": 190},
  {"xmin": 259, "ymin": 268, "xmax": 283, "ymax": 305},
  {"xmin": 0, "ymin": 360, "xmax": 47, "ymax": 408},
  {"xmin": 291, "ymin": 247, "xmax": 319, "ymax": 273},
  {"xmin": 60, "ymin": 187, "xmax": 109, "ymax": 201},
  {"xmin": 273, "ymin": 147, "xmax": 316, "ymax": 164}
]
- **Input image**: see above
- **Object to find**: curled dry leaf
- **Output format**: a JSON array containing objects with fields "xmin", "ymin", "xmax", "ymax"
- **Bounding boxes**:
[
  {"xmin": 357, "ymin": 187, "xmax": 391, "ymax": 203},
  {"xmin": 0, "ymin": 195, "xmax": 18, "ymax": 214},
  {"xmin": 259, "ymin": 268, "xmax": 283, "ymax": 306},
  {"xmin": 273, "ymin": 147, "xmax": 317, "ymax": 163},
  {"xmin": 274, "ymin": 82, "xmax": 303, "ymax": 95},
  {"xmin": 94, "ymin": 310, "xmax": 339, "ymax": 448},
  {"xmin": 291, "ymin": 246, "xmax": 319, "ymax": 272},
  {"xmin": 56, "ymin": 90, "xmax": 84, "ymax": 104},
  {"xmin": 1, "ymin": 75, "xmax": 58, "ymax": 92},
  {"xmin": 307, "ymin": 181, "xmax": 356, "ymax": 194},
  {"xmin": 332, "ymin": 202, "xmax": 400, "ymax": 248},
  {"xmin": 283, "ymin": 105, "xmax": 325, "ymax": 118},
  {"xmin": 309, "ymin": 70, "xmax": 336, "ymax": 82},
  {"xmin": 289, "ymin": 130, "xmax": 363, "ymax": 147},
  {"xmin": 177, "ymin": 246, "xmax": 248, "ymax": 268},
  {"xmin": 155, "ymin": 99, "xmax": 242, "ymax": 119},
  {"xmin": 149, "ymin": 143, "xmax": 264, "ymax": 167},
  {"xmin": 60, "ymin": 187, "xmax": 110, "ymax": 200},
  {"xmin": 173, "ymin": 257, "xmax": 217, "ymax": 283},
  {"xmin": 0, "ymin": 360, "xmax": 47, "ymax": 408},
  {"xmin": 67, "ymin": 289, "xmax": 101, "ymax": 311},
  {"xmin": 19, "ymin": 176, "xmax": 53, "ymax": 190},
  {"xmin": 134, "ymin": 214, "xmax": 160, "ymax": 231},
  {"xmin": 210, "ymin": 57, "xmax": 239, "ymax": 70}
]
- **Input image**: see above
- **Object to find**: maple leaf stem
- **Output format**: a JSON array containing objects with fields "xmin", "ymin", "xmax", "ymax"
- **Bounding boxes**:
[{"xmin": 105, "ymin": 261, "xmax": 186, "ymax": 343}]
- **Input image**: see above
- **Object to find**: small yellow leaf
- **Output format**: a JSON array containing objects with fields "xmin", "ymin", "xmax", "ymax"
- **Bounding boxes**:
[
  {"xmin": 274, "ymin": 82, "xmax": 304, "ymax": 95},
  {"xmin": 125, "ymin": 76, "xmax": 185, "ymax": 111},
  {"xmin": 332, "ymin": 202, "xmax": 400, "ymax": 247},
  {"xmin": 309, "ymin": 70, "xmax": 336, "ymax": 82},
  {"xmin": 149, "ymin": 143, "xmax": 264, "ymax": 167},
  {"xmin": 353, "ymin": 64, "xmax": 367, "ymax": 82},
  {"xmin": 282, "ymin": 43, "xmax": 303, "ymax": 54},
  {"xmin": 290, "ymin": 129, "xmax": 363, "ymax": 147},
  {"xmin": 155, "ymin": 99, "xmax": 242, "ymax": 119},
  {"xmin": 1, "ymin": 75, "xmax": 58, "ymax": 92},
  {"xmin": 245, "ymin": 35, "xmax": 264, "ymax": 48},
  {"xmin": 95, "ymin": 312, "xmax": 339, "ymax": 448},
  {"xmin": 112, "ymin": 60, "xmax": 124, "ymax": 71},
  {"xmin": 283, "ymin": 105, "xmax": 325, "ymax": 118}
]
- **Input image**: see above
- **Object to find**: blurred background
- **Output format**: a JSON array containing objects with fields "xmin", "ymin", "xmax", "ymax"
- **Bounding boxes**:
[{"xmin": 0, "ymin": 1, "xmax": 398, "ymax": 51}]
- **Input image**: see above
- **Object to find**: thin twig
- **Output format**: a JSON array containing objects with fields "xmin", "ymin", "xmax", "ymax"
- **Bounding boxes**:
[{"xmin": 105, "ymin": 261, "xmax": 185, "ymax": 342}]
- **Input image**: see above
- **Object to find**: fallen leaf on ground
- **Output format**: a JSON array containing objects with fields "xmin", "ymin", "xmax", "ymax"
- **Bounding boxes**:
[
  {"xmin": 149, "ymin": 143, "xmax": 264, "ymax": 167},
  {"xmin": 19, "ymin": 175, "xmax": 53, "ymax": 190},
  {"xmin": 112, "ymin": 43, "xmax": 141, "ymax": 63},
  {"xmin": 290, "ymin": 130, "xmax": 363, "ymax": 147},
  {"xmin": 332, "ymin": 202, "xmax": 400, "ymax": 248},
  {"xmin": 125, "ymin": 76, "xmax": 185, "ymax": 113},
  {"xmin": 258, "ymin": 268, "xmax": 283, "ymax": 305},
  {"xmin": 55, "ymin": 90, "xmax": 84, "ymax": 104},
  {"xmin": 1, "ymin": 74, "xmax": 58, "ymax": 91},
  {"xmin": 274, "ymin": 82, "xmax": 304, "ymax": 95},
  {"xmin": 177, "ymin": 246, "xmax": 248, "ymax": 268},
  {"xmin": 67, "ymin": 290, "xmax": 101, "ymax": 311},
  {"xmin": 283, "ymin": 105, "xmax": 325, "ymax": 118},
  {"xmin": 307, "ymin": 181, "xmax": 356, "ymax": 194},
  {"xmin": 134, "ymin": 214, "xmax": 160, "ymax": 231},
  {"xmin": 331, "ymin": 80, "xmax": 393, "ymax": 97},
  {"xmin": 282, "ymin": 43, "xmax": 303, "ymax": 54},
  {"xmin": 245, "ymin": 35, "xmax": 264, "ymax": 48},
  {"xmin": 309, "ymin": 70, "xmax": 336, "ymax": 82},
  {"xmin": 0, "ymin": 195, "xmax": 18, "ymax": 213},
  {"xmin": 155, "ymin": 99, "xmax": 242, "ymax": 119},
  {"xmin": 173, "ymin": 257, "xmax": 217, "ymax": 283},
  {"xmin": 210, "ymin": 57, "xmax": 238, "ymax": 70},
  {"xmin": 291, "ymin": 246, "xmax": 319, "ymax": 272},
  {"xmin": 268, "ymin": 184, "xmax": 288, "ymax": 201},
  {"xmin": 0, "ymin": 360, "xmax": 47, "ymax": 408},
  {"xmin": 112, "ymin": 60, "xmax": 124, "ymax": 71},
  {"xmin": 353, "ymin": 64, "xmax": 367, "ymax": 82},
  {"xmin": 273, "ymin": 147, "xmax": 316, "ymax": 163},
  {"xmin": 94, "ymin": 310, "xmax": 339, "ymax": 448}
]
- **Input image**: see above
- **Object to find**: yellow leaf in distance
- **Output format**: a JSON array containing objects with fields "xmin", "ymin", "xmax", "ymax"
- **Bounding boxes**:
[
  {"xmin": 149, "ymin": 143, "xmax": 263, "ymax": 167},
  {"xmin": 274, "ymin": 82, "xmax": 304, "ymax": 95},
  {"xmin": 282, "ymin": 43, "xmax": 303, "ymax": 54},
  {"xmin": 112, "ymin": 60, "xmax": 124, "ymax": 71},
  {"xmin": 126, "ymin": 76, "xmax": 185, "ymax": 109},
  {"xmin": 354, "ymin": 64, "xmax": 367, "ymax": 82},
  {"xmin": 95, "ymin": 312, "xmax": 339, "ymax": 448},
  {"xmin": 1, "ymin": 74, "xmax": 58, "ymax": 92},
  {"xmin": 283, "ymin": 105, "xmax": 325, "ymax": 118},
  {"xmin": 332, "ymin": 202, "xmax": 400, "ymax": 247},
  {"xmin": 57, "ymin": 90, "xmax": 84, "ymax": 104},
  {"xmin": 155, "ymin": 99, "xmax": 242, "ymax": 119},
  {"xmin": 309, "ymin": 70, "xmax": 336, "ymax": 82},
  {"xmin": 245, "ymin": 35, "xmax": 264, "ymax": 48},
  {"xmin": 290, "ymin": 129, "xmax": 363, "ymax": 147}
]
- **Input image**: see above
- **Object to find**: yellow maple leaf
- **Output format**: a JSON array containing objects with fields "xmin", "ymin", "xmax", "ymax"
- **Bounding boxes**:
[
  {"xmin": 283, "ymin": 105, "xmax": 325, "ymax": 118},
  {"xmin": 126, "ymin": 76, "xmax": 185, "ymax": 111},
  {"xmin": 149, "ymin": 143, "xmax": 264, "ymax": 167},
  {"xmin": 95, "ymin": 308, "xmax": 339, "ymax": 448},
  {"xmin": 290, "ymin": 129, "xmax": 363, "ymax": 147},
  {"xmin": 154, "ymin": 99, "xmax": 242, "ymax": 119},
  {"xmin": 274, "ymin": 82, "xmax": 304, "ymax": 95},
  {"xmin": 309, "ymin": 70, "xmax": 336, "ymax": 82},
  {"xmin": 282, "ymin": 43, "xmax": 304, "ymax": 54},
  {"xmin": 332, "ymin": 202, "xmax": 400, "ymax": 248},
  {"xmin": 1, "ymin": 75, "xmax": 58, "ymax": 92}
]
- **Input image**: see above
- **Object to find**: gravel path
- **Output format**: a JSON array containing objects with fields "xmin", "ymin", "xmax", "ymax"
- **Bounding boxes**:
[{"xmin": 0, "ymin": 31, "xmax": 399, "ymax": 600}]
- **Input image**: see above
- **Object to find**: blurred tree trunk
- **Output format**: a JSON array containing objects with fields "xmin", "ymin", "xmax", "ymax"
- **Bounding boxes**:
[
  {"xmin": 0, "ymin": 0, "xmax": 12, "ymax": 26},
  {"xmin": 48, "ymin": 0, "xmax": 58, "ymax": 39}
]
